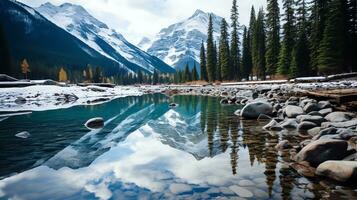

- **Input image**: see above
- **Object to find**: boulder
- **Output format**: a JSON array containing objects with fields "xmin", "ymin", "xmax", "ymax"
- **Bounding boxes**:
[
  {"xmin": 297, "ymin": 121, "xmax": 318, "ymax": 132},
  {"xmin": 307, "ymin": 127, "xmax": 321, "ymax": 137},
  {"xmin": 321, "ymin": 119, "xmax": 357, "ymax": 129},
  {"xmin": 280, "ymin": 118, "xmax": 298, "ymax": 129},
  {"xmin": 318, "ymin": 101, "xmax": 331, "ymax": 109},
  {"xmin": 316, "ymin": 161, "xmax": 357, "ymax": 182},
  {"xmin": 303, "ymin": 102, "xmax": 320, "ymax": 113},
  {"xmin": 284, "ymin": 105, "xmax": 305, "ymax": 118},
  {"xmin": 240, "ymin": 101, "xmax": 273, "ymax": 119},
  {"xmin": 319, "ymin": 108, "xmax": 333, "ymax": 116},
  {"xmin": 297, "ymin": 115, "xmax": 325, "ymax": 125},
  {"xmin": 85, "ymin": 117, "xmax": 104, "ymax": 129},
  {"xmin": 295, "ymin": 139, "xmax": 350, "ymax": 167},
  {"xmin": 325, "ymin": 112, "xmax": 354, "ymax": 122}
]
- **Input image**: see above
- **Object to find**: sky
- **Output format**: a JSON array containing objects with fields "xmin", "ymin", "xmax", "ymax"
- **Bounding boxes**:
[{"xmin": 18, "ymin": 0, "xmax": 270, "ymax": 44}]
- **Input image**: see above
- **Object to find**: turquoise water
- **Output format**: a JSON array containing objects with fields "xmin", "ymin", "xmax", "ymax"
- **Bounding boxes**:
[{"xmin": 0, "ymin": 94, "xmax": 356, "ymax": 199}]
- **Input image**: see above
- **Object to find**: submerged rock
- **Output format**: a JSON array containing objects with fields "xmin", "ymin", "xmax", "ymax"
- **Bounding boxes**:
[
  {"xmin": 85, "ymin": 117, "xmax": 104, "ymax": 129},
  {"xmin": 169, "ymin": 103, "xmax": 178, "ymax": 108},
  {"xmin": 275, "ymin": 140, "xmax": 292, "ymax": 150},
  {"xmin": 263, "ymin": 119, "xmax": 283, "ymax": 131},
  {"xmin": 284, "ymin": 105, "xmax": 304, "ymax": 118},
  {"xmin": 228, "ymin": 185, "xmax": 253, "ymax": 198},
  {"xmin": 316, "ymin": 161, "xmax": 357, "ymax": 182},
  {"xmin": 295, "ymin": 139, "xmax": 350, "ymax": 167},
  {"xmin": 240, "ymin": 101, "xmax": 273, "ymax": 119},
  {"xmin": 15, "ymin": 131, "xmax": 30, "ymax": 139}
]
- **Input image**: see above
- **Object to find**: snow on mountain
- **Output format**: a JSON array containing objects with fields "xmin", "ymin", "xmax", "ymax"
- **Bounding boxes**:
[
  {"xmin": 141, "ymin": 9, "xmax": 223, "ymax": 70},
  {"xmin": 37, "ymin": 2, "xmax": 175, "ymax": 74}
]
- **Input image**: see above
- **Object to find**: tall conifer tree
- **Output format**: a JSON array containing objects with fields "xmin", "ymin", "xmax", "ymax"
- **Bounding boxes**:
[
  {"xmin": 230, "ymin": 0, "xmax": 240, "ymax": 80},
  {"xmin": 318, "ymin": 0, "xmax": 346, "ymax": 74},
  {"xmin": 266, "ymin": 0, "xmax": 280, "ymax": 76},
  {"xmin": 278, "ymin": 0, "xmax": 295, "ymax": 76},
  {"xmin": 242, "ymin": 26, "xmax": 253, "ymax": 80},
  {"xmin": 219, "ymin": 18, "xmax": 231, "ymax": 81},
  {"xmin": 200, "ymin": 41, "xmax": 208, "ymax": 81},
  {"xmin": 254, "ymin": 8, "xmax": 267, "ymax": 80},
  {"xmin": 206, "ymin": 15, "xmax": 216, "ymax": 82}
]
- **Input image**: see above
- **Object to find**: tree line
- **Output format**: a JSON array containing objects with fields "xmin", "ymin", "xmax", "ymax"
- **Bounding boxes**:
[{"xmin": 200, "ymin": 0, "xmax": 357, "ymax": 82}]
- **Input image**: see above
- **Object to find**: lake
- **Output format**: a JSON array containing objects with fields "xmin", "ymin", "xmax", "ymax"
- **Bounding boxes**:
[{"xmin": 0, "ymin": 94, "xmax": 356, "ymax": 199}]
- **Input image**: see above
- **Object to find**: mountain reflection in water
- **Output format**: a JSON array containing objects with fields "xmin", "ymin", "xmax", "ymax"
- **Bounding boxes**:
[{"xmin": 0, "ymin": 95, "xmax": 356, "ymax": 199}]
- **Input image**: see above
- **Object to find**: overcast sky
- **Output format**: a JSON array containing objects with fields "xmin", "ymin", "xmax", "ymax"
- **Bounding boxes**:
[{"xmin": 19, "ymin": 0, "xmax": 274, "ymax": 44}]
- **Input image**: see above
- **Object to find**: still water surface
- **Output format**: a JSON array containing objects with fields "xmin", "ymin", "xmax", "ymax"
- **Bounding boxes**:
[{"xmin": 0, "ymin": 94, "xmax": 356, "ymax": 199}]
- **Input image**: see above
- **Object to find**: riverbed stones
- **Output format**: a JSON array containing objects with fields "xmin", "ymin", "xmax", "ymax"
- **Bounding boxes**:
[
  {"xmin": 316, "ymin": 161, "xmax": 357, "ymax": 182},
  {"xmin": 298, "ymin": 121, "xmax": 318, "ymax": 131},
  {"xmin": 307, "ymin": 127, "xmax": 321, "ymax": 137},
  {"xmin": 238, "ymin": 179, "xmax": 255, "ymax": 187},
  {"xmin": 297, "ymin": 115, "xmax": 325, "ymax": 125},
  {"xmin": 240, "ymin": 101, "xmax": 273, "ymax": 119},
  {"xmin": 325, "ymin": 112, "xmax": 354, "ymax": 122},
  {"xmin": 84, "ymin": 117, "xmax": 104, "ymax": 129},
  {"xmin": 15, "ymin": 97, "xmax": 26, "ymax": 104},
  {"xmin": 319, "ymin": 108, "xmax": 333, "ymax": 116},
  {"xmin": 295, "ymin": 139, "xmax": 350, "ymax": 167},
  {"xmin": 228, "ymin": 185, "xmax": 253, "ymax": 198},
  {"xmin": 303, "ymin": 102, "xmax": 320, "ymax": 113},
  {"xmin": 321, "ymin": 119, "xmax": 357, "ymax": 129},
  {"xmin": 284, "ymin": 105, "xmax": 304, "ymax": 118},
  {"xmin": 318, "ymin": 101, "xmax": 331, "ymax": 109},
  {"xmin": 263, "ymin": 119, "xmax": 283, "ymax": 131},
  {"xmin": 280, "ymin": 118, "xmax": 298, "ymax": 129}
]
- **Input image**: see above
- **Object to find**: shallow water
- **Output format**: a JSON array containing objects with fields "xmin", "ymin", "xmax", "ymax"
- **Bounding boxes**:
[{"xmin": 0, "ymin": 94, "xmax": 356, "ymax": 199}]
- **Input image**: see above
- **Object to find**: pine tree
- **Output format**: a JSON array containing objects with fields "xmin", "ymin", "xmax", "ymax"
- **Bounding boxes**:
[
  {"xmin": 21, "ymin": 59, "xmax": 30, "ymax": 79},
  {"xmin": 249, "ymin": 6, "xmax": 257, "ymax": 78},
  {"xmin": 318, "ymin": 0, "xmax": 346, "ymax": 74},
  {"xmin": 309, "ymin": 0, "xmax": 330, "ymax": 74},
  {"xmin": 266, "ymin": 0, "xmax": 280, "ymax": 76},
  {"xmin": 290, "ymin": 0, "xmax": 310, "ymax": 78},
  {"xmin": 200, "ymin": 41, "xmax": 208, "ymax": 81},
  {"xmin": 242, "ymin": 26, "xmax": 253, "ymax": 80},
  {"xmin": 254, "ymin": 9, "xmax": 267, "ymax": 80},
  {"xmin": 278, "ymin": 0, "xmax": 295, "ymax": 76},
  {"xmin": 230, "ymin": 0, "xmax": 240, "ymax": 80},
  {"xmin": 192, "ymin": 63, "xmax": 199, "ymax": 81},
  {"xmin": 153, "ymin": 70, "xmax": 159, "ymax": 85},
  {"xmin": 219, "ymin": 18, "xmax": 231, "ymax": 81},
  {"xmin": 206, "ymin": 15, "xmax": 216, "ymax": 82},
  {"xmin": 184, "ymin": 63, "xmax": 191, "ymax": 82}
]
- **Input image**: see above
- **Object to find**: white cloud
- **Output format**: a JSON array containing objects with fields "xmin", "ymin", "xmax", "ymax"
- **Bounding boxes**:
[{"xmin": 18, "ymin": 0, "xmax": 272, "ymax": 44}]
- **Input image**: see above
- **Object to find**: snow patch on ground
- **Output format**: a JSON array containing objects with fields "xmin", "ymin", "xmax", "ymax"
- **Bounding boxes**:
[{"xmin": 0, "ymin": 85, "xmax": 142, "ymax": 112}]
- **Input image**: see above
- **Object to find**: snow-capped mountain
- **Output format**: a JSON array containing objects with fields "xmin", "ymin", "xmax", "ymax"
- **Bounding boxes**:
[
  {"xmin": 139, "ymin": 9, "xmax": 223, "ymax": 70},
  {"xmin": 0, "ymin": 0, "xmax": 125, "ymax": 76},
  {"xmin": 36, "ymin": 2, "xmax": 175, "ymax": 74}
]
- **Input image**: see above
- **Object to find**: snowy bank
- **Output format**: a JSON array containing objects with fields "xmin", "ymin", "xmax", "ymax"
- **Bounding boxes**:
[{"xmin": 0, "ymin": 85, "xmax": 143, "ymax": 112}]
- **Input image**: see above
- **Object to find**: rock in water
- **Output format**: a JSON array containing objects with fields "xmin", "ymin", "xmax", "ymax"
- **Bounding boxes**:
[
  {"xmin": 284, "ymin": 105, "xmax": 304, "ymax": 118},
  {"xmin": 295, "ymin": 139, "xmax": 350, "ymax": 167},
  {"xmin": 228, "ymin": 185, "xmax": 253, "ymax": 198},
  {"xmin": 240, "ymin": 101, "xmax": 273, "ymax": 119},
  {"xmin": 15, "ymin": 131, "xmax": 30, "ymax": 139},
  {"xmin": 316, "ymin": 161, "xmax": 357, "ymax": 182},
  {"xmin": 263, "ymin": 119, "xmax": 283, "ymax": 131},
  {"xmin": 169, "ymin": 103, "xmax": 178, "ymax": 108},
  {"xmin": 85, "ymin": 117, "xmax": 104, "ymax": 129},
  {"xmin": 275, "ymin": 140, "xmax": 292, "ymax": 150},
  {"xmin": 15, "ymin": 97, "xmax": 26, "ymax": 104},
  {"xmin": 297, "ymin": 121, "xmax": 318, "ymax": 131}
]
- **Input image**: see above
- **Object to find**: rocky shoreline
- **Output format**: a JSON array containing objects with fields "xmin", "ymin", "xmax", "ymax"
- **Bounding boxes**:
[{"xmin": 163, "ymin": 80, "xmax": 357, "ymax": 185}]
